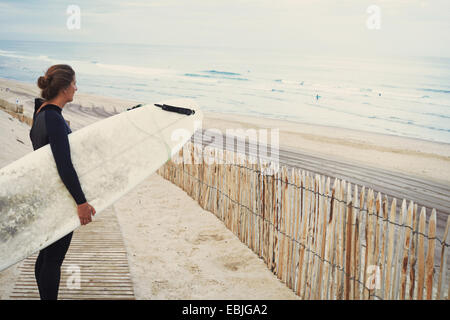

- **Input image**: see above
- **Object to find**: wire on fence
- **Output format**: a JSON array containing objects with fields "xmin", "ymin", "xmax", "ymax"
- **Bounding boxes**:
[
  {"xmin": 163, "ymin": 161, "xmax": 392, "ymax": 300},
  {"xmin": 169, "ymin": 157, "xmax": 449, "ymax": 248}
]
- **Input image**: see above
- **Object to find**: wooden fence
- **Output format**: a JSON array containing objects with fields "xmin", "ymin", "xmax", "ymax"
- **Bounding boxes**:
[
  {"xmin": 0, "ymin": 98, "xmax": 33, "ymax": 126},
  {"xmin": 157, "ymin": 142, "xmax": 450, "ymax": 300}
]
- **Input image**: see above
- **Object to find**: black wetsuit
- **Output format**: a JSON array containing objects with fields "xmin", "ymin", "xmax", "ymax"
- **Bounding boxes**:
[{"xmin": 29, "ymin": 98, "xmax": 86, "ymax": 300}]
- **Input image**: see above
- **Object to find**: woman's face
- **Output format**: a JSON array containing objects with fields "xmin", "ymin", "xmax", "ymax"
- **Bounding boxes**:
[{"xmin": 64, "ymin": 76, "xmax": 77, "ymax": 102}]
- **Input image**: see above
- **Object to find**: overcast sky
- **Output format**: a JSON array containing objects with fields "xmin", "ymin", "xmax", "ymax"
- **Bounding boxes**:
[{"xmin": 1, "ymin": 0, "xmax": 449, "ymax": 57}]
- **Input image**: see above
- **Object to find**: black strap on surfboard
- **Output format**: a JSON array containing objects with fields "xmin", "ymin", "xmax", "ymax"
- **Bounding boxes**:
[
  {"xmin": 127, "ymin": 103, "xmax": 195, "ymax": 115},
  {"xmin": 154, "ymin": 104, "xmax": 195, "ymax": 116},
  {"xmin": 127, "ymin": 104, "xmax": 143, "ymax": 111}
]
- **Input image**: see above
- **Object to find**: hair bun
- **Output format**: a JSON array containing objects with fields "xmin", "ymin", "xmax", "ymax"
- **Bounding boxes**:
[{"xmin": 37, "ymin": 76, "xmax": 49, "ymax": 89}]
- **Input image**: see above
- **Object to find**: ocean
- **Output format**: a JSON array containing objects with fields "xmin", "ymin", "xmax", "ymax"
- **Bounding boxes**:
[{"xmin": 1, "ymin": 39, "xmax": 449, "ymax": 144}]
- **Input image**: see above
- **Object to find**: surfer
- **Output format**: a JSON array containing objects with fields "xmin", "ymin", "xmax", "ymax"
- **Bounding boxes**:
[{"xmin": 30, "ymin": 64, "xmax": 96, "ymax": 300}]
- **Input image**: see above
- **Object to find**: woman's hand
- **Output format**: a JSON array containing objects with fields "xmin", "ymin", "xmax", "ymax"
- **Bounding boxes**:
[{"xmin": 77, "ymin": 202, "xmax": 96, "ymax": 225}]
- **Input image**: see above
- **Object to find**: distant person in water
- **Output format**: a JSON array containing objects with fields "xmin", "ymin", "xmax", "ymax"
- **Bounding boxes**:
[{"xmin": 316, "ymin": 94, "xmax": 321, "ymax": 101}]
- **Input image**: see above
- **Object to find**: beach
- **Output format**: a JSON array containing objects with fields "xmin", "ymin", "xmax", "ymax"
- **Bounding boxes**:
[{"xmin": 1, "ymin": 77, "xmax": 449, "ymax": 299}]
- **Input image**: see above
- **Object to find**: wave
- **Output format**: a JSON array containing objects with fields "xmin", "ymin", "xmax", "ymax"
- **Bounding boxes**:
[
  {"xmin": 373, "ymin": 115, "xmax": 450, "ymax": 133},
  {"xmin": 273, "ymin": 79, "xmax": 305, "ymax": 86},
  {"xmin": 420, "ymin": 88, "xmax": 450, "ymax": 94},
  {"xmin": 203, "ymin": 70, "xmax": 241, "ymax": 76},
  {"xmin": 423, "ymin": 112, "xmax": 450, "ymax": 119},
  {"xmin": 184, "ymin": 72, "xmax": 248, "ymax": 81},
  {"xmin": 0, "ymin": 49, "xmax": 52, "ymax": 62},
  {"xmin": 95, "ymin": 63, "xmax": 170, "ymax": 77}
]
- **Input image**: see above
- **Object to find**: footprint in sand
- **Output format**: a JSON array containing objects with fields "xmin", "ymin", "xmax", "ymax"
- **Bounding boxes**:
[
  {"xmin": 220, "ymin": 254, "xmax": 251, "ymax": 272},
  {"xmin": 188, "ymin": 230, "xmax": 226, "ymax": 245}
]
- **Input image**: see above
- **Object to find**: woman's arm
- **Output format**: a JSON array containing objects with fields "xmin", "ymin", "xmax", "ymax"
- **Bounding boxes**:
[{"xmin": 45, "ymin": 110, "xmax": 87, "ymax": 205}]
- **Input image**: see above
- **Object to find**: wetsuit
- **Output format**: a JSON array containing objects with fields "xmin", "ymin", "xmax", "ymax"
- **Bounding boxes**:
[{"xmin": 29, "ymin": 98, "xmax": 86, "ymax": 300}]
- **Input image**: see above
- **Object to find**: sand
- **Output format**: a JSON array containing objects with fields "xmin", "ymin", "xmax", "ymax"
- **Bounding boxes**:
[
  {"xmin": 0, "ymin": 77, "xmax": 449, "ymax": 299},
  {"xmin": 202, "ymin": 112, "xmax": 450, "ymax": 186}
]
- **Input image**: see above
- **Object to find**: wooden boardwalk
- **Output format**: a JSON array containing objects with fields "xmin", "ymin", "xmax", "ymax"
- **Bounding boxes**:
[{"xmin": 10, "ymin": 206, "xmax": 135, "ymax": 300}]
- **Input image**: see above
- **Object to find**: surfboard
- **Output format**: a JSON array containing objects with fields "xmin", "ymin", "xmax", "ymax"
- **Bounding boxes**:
[{"xmin": 0, "ymin": 98, "xmax": 203, "ymax": 271}]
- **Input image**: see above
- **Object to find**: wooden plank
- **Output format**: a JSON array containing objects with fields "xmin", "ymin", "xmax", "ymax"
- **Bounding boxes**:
[
  {"xmin": 305, "ymin": 174, "xmax": 316, "ymax": 299},
  {"xmin": 287, "ymin": 168, "xmax": 295, "ymax": 289},
  {"xmin": 241, "ymin": 157, "xmax": 247, "ymax": 246},
  {"xmin": 425, "ymin": 209, "xmax": 436, "ymax": 300},
  {"xmin": 309, "ymin": 175, "xmax": 321, "ymax": 299},
  {"xmin": 292, "ymin": 168, "xmax": 301, "ymax": 292},
  {"xmin": 436, "ymin": 215, "xmax": 450, "ymax": 299},
  {"xmin": 323, "ymin": 178, "xmax": 337, "ymax": 299},
  {"xmin": 371, "ymin": 190, "xmax": 381, "ymax": 299},
  {"xmin": 416, "ymin": 207, "xmax": 427, "ymax": 300},
  {"xmin": 264, "ymin": 161, "xmax": 269, "ymax": 266},
  {"xmin": 283, "ymin": 166, "xmax": 290, "ymax": 284},
  {"xmin": 268, "ymin": 165, "xmax": 274, "ymax": 271},
  {"xmin": 296, "ymin": 171, "xmax": 308, "ymax": 297},
  {"xmin": 287, "ymin": 168, "xmax": 296, "ymax": 290},
  {"xmin": 392, "ymin": 199, "xmax": 407, "ymax": 299},
  {"xmin": 10, "ymin": 207, "xmax": 135, "ymax": 300},
  {"xmin": 316, "ymin": 176, "xmax": 329, "ymax": 299},
  {"xmin": 300, "ymin": 173, "xmax": 311, "ymax": 298},
  {"xmin": 333, "ymin": 179, "xmax": 342, "ymax": 300},
  {"xmin": 337, "ymin": 180, "xmax": 346, "ymax": 299},
  {"xmin": 251, "ymin": 160, "xmax": 257, "ymax": 252},
  {"xmin": 344, "ymin": 183, "xmax": 353, "ymax": 300},
  {"xmin": 384, "ymin": 198, "xmax": 397, "ymax": 299},
  {"xmin": 258, "ymin": 160, "xmax": 264, "ymax": 259},
  {"xmin": 300, "ymin": 173, "xmax": 312, "ymax": 299},
  {"xmin": 329, "ymin": 179, "xmax": 341, "ymax": 300},
  {"xmin": 356, "ymin": 186, "xmax": 366, "ymax": 299},
  {"xmin": 352, "ymin": 185, "xmax": 360, "ymax": 300},
  {"xmin": 310, "ymin": 175, "xmax": 321, "ymax": 299},
  {"xmin": 363, "ymin": 189, "xmax": 374, "ymax": 299},
  {"xmin": 379, "ymin": 195, "xmax": 388, "ymax": 299},
  {"xmin": 400, "ymin": 201, "xmax": 414, "ymax": 299},
  {"xmin": 278, "ymin": 166, "xmax": 288, "ymax": 282},
  {"xmin": 409, "ymin": 203, "xmax": 419, "ymax": 300}
]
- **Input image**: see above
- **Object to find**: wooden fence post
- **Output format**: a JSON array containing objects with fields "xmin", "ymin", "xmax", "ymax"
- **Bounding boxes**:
[
  {"xmin": 417, "ymin": 207, "xmax": 427, "ymax": 300},
  {"xmin": 344, "ymin": 183, "xmax": 353, "ymax": 300},
  {"xmin": 425, "ymin": 209, "xmax": 436, "ymax": 300},
  {"xmin": 399, "ymin": 201, "xmax": 414, "ymax": 299},
  {"xmin": 323, "ymin": 178, "xmax": 337, "ymax": 300},
  {"xmin": 436, "ymin": 215, "xmax": 450, "ymax": 299},
  {"xmin": 392, "ymin": 200, "xmax": 407, "ymax": 299},
  {"xmin": 352, "ymin": 184, "xmax": 361, "ymax": 300}
]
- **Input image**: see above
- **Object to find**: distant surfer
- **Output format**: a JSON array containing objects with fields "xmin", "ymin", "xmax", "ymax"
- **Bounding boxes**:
[
  {"xmin": 315, "ymin": 94, "xmax": 321, "ymax": 101},
  {"xmin": 30, "ymin": 64, "xmax": 96, "ymax": 300}
]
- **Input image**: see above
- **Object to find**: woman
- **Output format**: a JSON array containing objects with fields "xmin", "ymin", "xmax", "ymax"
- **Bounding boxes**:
[{"xmin": 30, "ymin": 64, "xmax": 96, "ymax": 300}]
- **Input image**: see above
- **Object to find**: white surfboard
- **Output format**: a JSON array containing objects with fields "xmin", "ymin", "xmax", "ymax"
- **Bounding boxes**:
[{"xmin": 0, "ymin": 99, "xmax": 203, "ymax": 271}]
